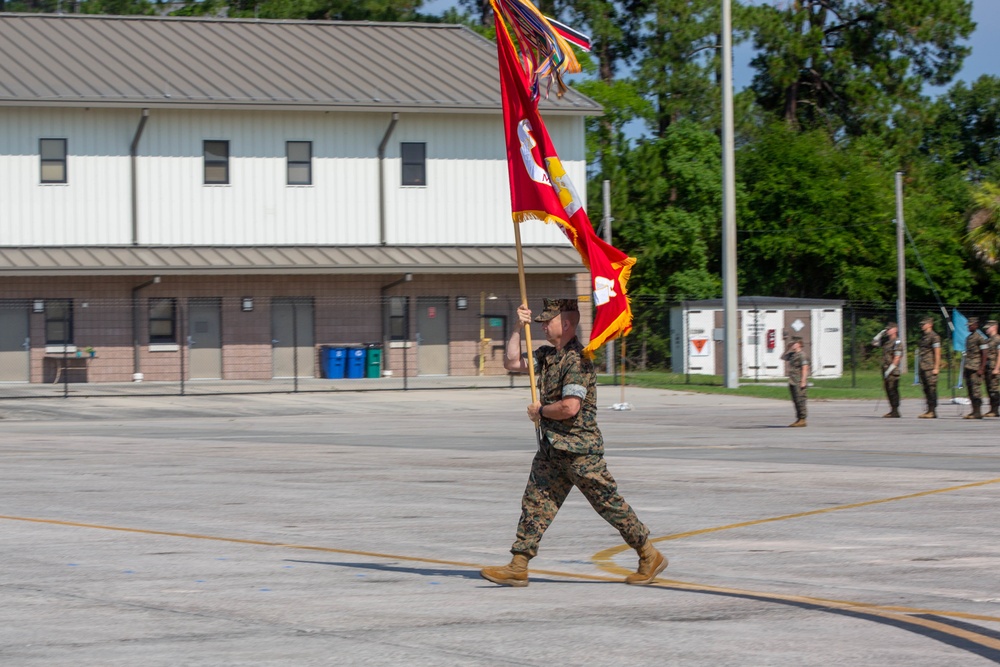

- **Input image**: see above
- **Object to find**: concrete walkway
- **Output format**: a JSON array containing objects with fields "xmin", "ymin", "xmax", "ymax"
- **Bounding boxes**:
[{"xmin": 1, "ymin": 388, "xmax": 999, "ymax": 665}]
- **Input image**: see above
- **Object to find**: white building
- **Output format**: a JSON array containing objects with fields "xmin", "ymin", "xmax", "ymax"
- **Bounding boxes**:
[
  {"xmin": 0, "ymin": 13, "xmax": 598, "ymax": 384},
  {"xmin": 670, "ymin": 297, "xmax": 845, "ymax": 380}
]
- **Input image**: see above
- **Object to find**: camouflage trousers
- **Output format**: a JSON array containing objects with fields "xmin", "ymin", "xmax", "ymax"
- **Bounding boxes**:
[
  {"xmin": 987, "ymin": 370, "xmax": 1000, "ymax": 411},
  {"xmin": 788, "ymin": 383, "xmax": 807, "ymax": 420},
  {"xmin": 883, "ymin": 373, "xmax": 900, "ymax": 411},
  {"xmin": 511, "ymin": 447, "xmax": 650, "ymax": 559},
  {"xmin": 919, "ymin": 369, "xmax": 938, "ymax": 412},
  {"xmin": 964, "ymin": 368, "xmax": 983, "ymax": 402}
]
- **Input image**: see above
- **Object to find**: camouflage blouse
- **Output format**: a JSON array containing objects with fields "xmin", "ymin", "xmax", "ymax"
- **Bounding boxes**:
[
  {"xmin": 918, "ymin": 330, "xmax": 941, "ymax": 371},
  {"xmin": 535, "ymin": 337, "xmax": 603, "ymax": 455},
  {"xmin": 966, "ymin": 330, "xmax": 989, "ymax": 371},
  {"xmin": 783, "ymin": 348, "xmax": 807, "ymax": 384}
]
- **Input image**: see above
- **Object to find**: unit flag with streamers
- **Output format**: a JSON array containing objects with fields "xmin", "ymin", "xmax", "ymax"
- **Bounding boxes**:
[{"xmin": 492, "ymin": 0, "xmax": 635, "ymax": 355}]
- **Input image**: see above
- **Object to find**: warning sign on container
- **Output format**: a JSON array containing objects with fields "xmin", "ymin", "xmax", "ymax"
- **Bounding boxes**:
[{"xmin": 690, "ymin": 338, "xmax": 710, "ymax": 357}]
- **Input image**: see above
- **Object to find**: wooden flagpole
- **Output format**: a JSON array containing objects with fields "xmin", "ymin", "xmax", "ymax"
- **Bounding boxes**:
[{"xmin": 513, "ymin": 220, "xmax": 539, "ymax": 406}]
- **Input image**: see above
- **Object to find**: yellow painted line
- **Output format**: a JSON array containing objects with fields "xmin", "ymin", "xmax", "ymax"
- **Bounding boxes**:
[
  {"xmin": 4, "ymin": 512, "xmax": 1000, "ymax": 656},
  {"xmin": 3, "ymin": 511, "xmax": 999, "ymax": 626},
  {"xmin": 593, "ymin": 476, "xmax": 1000, "ymax": 565}
]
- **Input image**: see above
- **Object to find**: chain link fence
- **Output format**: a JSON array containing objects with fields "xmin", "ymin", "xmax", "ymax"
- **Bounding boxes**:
[{"xmin": 1, "ymin": 292, "xmax": 995, "ymax": 400}]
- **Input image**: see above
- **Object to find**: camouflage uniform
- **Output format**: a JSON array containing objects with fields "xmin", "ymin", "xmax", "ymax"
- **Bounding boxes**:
[
  {"xmin": 877, "ymin": 331, "xmax": 903, "ymax": 414},
  {"xmin": 783, "ymin": 346, "xmax": 807, "ymax": 420},
  {"xmin": 986, "ymin": 323, "xmax": 1000, "ymax": 416},
  {"xmin": 918, "ymin": 329, "xmax": 941, "ymax": 414},
  {"xmin": 511, "ymin": 335, "xmax": 650, "ymax": 559},
  {"xmin": 964, "ymin": 327, "xmax": 988, "ymax": 406}
]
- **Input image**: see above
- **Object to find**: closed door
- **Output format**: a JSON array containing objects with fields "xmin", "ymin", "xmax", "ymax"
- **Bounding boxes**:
[
  {"xmin": 814, "ymin": 308, "xmax": 843, "ymax": 377},
  {"xmin": 271, "ymin": 298, "xmax": 315, "ymax": 378},
  {"xmin": 0, "ymin": 304, "xmax": 29, "ymax": 382},
  {"xmin": 742, "ymin": 309, "xmax": 784, "ymax": 379},
  {"xmin": 416, "ymin": 297, "xmax": 449, "ymax": 375},
  {"xmin": 189, "ymin": 298, "xmax": 222, "ymax": 379}
]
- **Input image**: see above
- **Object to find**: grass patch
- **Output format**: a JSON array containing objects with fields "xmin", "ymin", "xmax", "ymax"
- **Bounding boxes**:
[{"xmin": 598, "ymin": 368, "xmax": 965, "ymax": 401}]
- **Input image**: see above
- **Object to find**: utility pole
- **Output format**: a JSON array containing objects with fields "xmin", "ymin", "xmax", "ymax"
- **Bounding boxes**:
[
  {"xmin": 895, "ymin": 171, "xmax": 907, "ymax": 373},
  {"xmin": 721, "ymin": 0, "xmax": 739, "ymax": 388},
  {"xmin": 603, "ymin": 179, "xmax": 614, "ymax": 376}
]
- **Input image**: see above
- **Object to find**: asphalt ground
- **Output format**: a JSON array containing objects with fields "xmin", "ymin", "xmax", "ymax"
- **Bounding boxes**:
[{"xmin": 1, "ymin": 388, "xmax": 999, "ymax": 666}]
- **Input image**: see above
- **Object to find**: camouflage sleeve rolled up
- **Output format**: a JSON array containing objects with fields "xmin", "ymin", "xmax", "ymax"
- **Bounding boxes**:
[{"xmin": 535, "ymin": 338, "xmax": 603, "ymax": 455}]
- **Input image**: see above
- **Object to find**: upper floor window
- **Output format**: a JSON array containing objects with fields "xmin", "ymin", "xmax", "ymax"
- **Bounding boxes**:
[
  {"xmin": 45, "ymin": 299, "xmax": 73, "ymax": 344},
  {"xmin": 204, "ymin": 140, "xmax": 229, "ymax": 185},
  {"xmin": 40, "ymin": 139, "xmax": 67, "ymax": 184},
  {"xmin": 401, "ymin": 142, "xmax": 426, "ymax": 186},
  {"xmin": 287, "ymin": 141, "xmax": 312, "ymax": 185},
  {"xmin": 149, "ymin": 298, "xmax": 177, "ymax": 344}
]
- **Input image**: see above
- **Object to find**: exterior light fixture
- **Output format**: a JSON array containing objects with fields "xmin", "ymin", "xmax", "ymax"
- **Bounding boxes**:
[
  {"xmin": 456, "ymin": 296, "xmax": 469, "ymax": 310},
  {"xmin": 241, "ymin": 297, "xmax": 254, "ymax": 312},
  {"xmin": 33, "ymin": 299, "xmax": 45, "ymax": 313}
]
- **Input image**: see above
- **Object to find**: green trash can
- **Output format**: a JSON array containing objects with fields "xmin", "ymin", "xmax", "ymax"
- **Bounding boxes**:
[{"xmin": 365, "ymin": 344, "xmax": 382, "ymax": 378}]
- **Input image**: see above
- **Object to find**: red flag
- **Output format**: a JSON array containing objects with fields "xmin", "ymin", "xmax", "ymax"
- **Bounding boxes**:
[{"xmin": 495, "ymin": 11, "xmax": 634, "ymax": 354}]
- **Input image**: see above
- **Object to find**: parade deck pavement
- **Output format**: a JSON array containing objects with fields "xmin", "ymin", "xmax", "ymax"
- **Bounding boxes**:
[{"xmin": 2, "ymin": 388, "xmax": 999, "ymax": 666}]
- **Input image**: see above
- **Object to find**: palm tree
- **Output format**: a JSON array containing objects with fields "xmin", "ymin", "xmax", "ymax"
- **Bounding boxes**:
[{"xmin": 968, "ymin": 181, "xmax": 1000, "ymax": 266}]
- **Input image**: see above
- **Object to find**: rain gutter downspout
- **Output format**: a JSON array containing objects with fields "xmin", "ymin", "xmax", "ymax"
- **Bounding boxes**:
[
  {"xmin": 131, "ymin": 275, "xmax": 159, "ymax": 382},
  {"xmin": 377, "ymin": 112, "xmax": 399, "ymax": 246},
  {"xmin": 130, "ymin": 109, "xmax": 149, "ymax": 246}
]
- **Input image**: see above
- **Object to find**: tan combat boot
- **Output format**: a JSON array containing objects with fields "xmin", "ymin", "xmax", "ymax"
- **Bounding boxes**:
[
  {"xmin": 918, "ymin": 411, "xmax": 936, "ymax": 419},
  {"xmin": 625, "ymin": 540, "xmax": 668, "ymax": 585},
  {"xmin": 480, "ymin": 554, "xmax": 529, "ymax": 587},
  {"xmin": 788, "ymin": 419, "xmax": 807, "ymax": 427}
]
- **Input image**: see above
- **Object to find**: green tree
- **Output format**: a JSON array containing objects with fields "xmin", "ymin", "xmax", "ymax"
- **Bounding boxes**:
[
  {"xmin": 737, "ymin": 122, "xmax": 896, "ymax": 301},
  {"xmin": 923, "ymin": 75, "xmax": 1000, "ymax": 183},
  {"xmin": 634, "ymin": 0, "xmax": 719, "ymax": 136},
  {"xmin": 968, "ymin": 181, "xmax": 1000, "ymax": 268},
  {"xmin": 748, "ymin": 0, "xmax": 974, "ymax": 137},
  {"xmin": 173, "ymin": 0, "xmax": 423, "ymax": 21}
]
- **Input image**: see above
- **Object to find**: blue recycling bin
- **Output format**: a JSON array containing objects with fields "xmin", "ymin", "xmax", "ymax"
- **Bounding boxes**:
[
  {"xmin": 346, "ymin": 347, "xmax": 366, "ymax": 379},
  {"xmin": 321, "ymin": 346, "xmax": 347, "ymax": 379}
]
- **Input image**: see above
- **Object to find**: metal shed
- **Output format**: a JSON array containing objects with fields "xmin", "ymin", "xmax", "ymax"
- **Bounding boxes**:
[{"xmin": 670, "ymin": 297, "xmax": 846, "ymax": 380}]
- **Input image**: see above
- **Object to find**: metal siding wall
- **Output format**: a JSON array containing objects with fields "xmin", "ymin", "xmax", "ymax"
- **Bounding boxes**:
[
  {"xmin": 1, "ymin": 108, "xmax": 588, "ymax": 247},
  {"xmin": 385, "ymin": 114, "xmax": 584, "ymax": 246},
  {"xmin": 140, "ymin": 110, "xmax": 383, "ymax": 245},
  {"xmin": 0, "ymin": 108, "xmax": 132, "ymax": 245}
]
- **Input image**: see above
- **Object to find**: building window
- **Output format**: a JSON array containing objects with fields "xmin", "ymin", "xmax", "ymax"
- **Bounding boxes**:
[
  {"xmin": 287, "ymin": 141, "xmax": 312, "ymax": 185},
  {"xmin": 45, "ymin": 299, "xmax": 73, "ymax": 344},
  {"xmin": 40, "ymin": 138, "xmax": 67, "ymax": 184},
  {"xmin": 204, "ymin": 140, "xmax": 229, "ymax": 185},
  {"xmin": 149, "ymin": 298, "xmax": 177, "ymax": 344},
  {"xmin": 401, "ymin": 142, "xmax": 426, "ymax": 186},
  {"xmin": 386, "ymin": 296, "xmax": 409, "ymax": 340}
]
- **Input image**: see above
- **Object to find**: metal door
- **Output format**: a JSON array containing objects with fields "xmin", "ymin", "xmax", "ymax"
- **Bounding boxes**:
[
  {"xmin": 0, "ymin": 303, "xmax": 29, "ymax": 382},
  {"xmin": 189, "ymin": 298, "xmax": 222, "ymax": 379},
  {"xmin": 416, "ymin": 297, "xmax": 449, "ymax": 375},
  {"xmin": 742, "ymin": 309, "xmax": 784, "ymax": 379},
  {"xmin": 271, "ymin": 298, "xmax": 315, "ymax": 378},
  {"xmin": 784, "ymin": 309, "xmax": 813, "ymax": 370},
  {"xmin": 813, "ymin": 308, "xmax": 843, "ymax": 377}
]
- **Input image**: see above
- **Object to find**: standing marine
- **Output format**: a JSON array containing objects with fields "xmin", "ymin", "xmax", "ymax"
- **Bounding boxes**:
[
  {"xmin": 964, "ymin": 317, "xmax": 989, "ymax": 419},
  {"xmin": 479, "ymin": 298, "xmax": 667, "ymax": 587},
  {"xmin": 985, "ymin": 319, "xmax": 1000, "ymax": 418},
  {"xmin": 873, "ymin": 322, "xmax": 903, "ymax": 418},
  {"xmin": 783, "ymin": 336, "xmax": 808, "ymax": 427},
  {"xmin": 917, "ymin": 316, "xmax": 941, "ymax": 419}
]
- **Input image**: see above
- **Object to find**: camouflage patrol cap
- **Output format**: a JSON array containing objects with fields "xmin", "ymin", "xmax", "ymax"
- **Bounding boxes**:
[
  {"xmin": 790, "ymin": 336, "xmax": 803, "ymax": 344},
  {"xmin": 534, "ymin": 298, "xmax": 579, "ymax": 322},
  {"xmin": 885, "ymin": 321, "xmax": 898, "ymax": 329},
  {"xmin": 987, "ymin": 320, "xmax": 998, "ymax": 328},
  {"xmin": 969, "ymin": 316, "xmax": 980, "ymax": 326},
  {"xmin": 920, "ymin": 316, "xmax": 935, "ymax": 325}
]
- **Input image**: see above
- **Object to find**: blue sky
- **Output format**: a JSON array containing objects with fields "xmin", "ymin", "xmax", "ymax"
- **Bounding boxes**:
[{"xmin": 423, "ymin": 0, "xmax": 998, "ymax": 91}]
